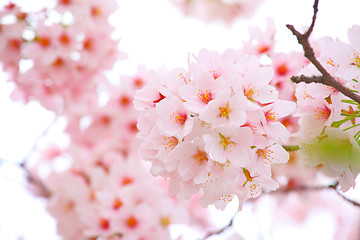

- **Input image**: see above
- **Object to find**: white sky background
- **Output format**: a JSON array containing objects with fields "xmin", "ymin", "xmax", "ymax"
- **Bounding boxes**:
[{"xmin": 1, "ymin": 0, "xmax": 360, "ymax": 239}]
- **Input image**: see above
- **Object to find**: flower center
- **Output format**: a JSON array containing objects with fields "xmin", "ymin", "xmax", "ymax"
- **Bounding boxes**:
[
  {"xmin": 197, "ymin": 90, "xmax": 213, "ymax": 104},
  {"xmin": 126, "ymin": 216, "xmax": 138, "ymax": 228},
  {"xmin": 349, "ymin": 50, "xmax": 360, "ymax": 68},
  {"xmin": 219, "ymin": 133, "xmax": 235, "ymax": 151},
  {"xmin": 163, "ymin": 136, "xmax": 178, "ymax": 150},
  {"xmin": 192, "ymin": 150, "xmax": 208, "ymax": 166},
  {"xmin": 249, "ymin": 183, "xmax": 262, "ymax": 198},
  {"xmin": 277, "ymin": 64, "xmax": 288, "ymax": 76},
  {"xmin": 99, "ymin": 218, "xmax": 110, "ymax": 230},
  {"xmin": 314, "ymin": 105, "xmax": 331, "ymax": 120},
  {"xmin": 210, "ymin": 70, "xmax": 220, "ymax": 79},
  {"xmin": 265, "ymin": 111, "xmax": 279, "ymax": 122},
  {"xmin": 219, "ymin": 103, "xmax": 230, "ymax": 119},
  {"xmin": 170, "ymin": 111, "xmax": 187, "ymax": 125},
  {"xmin": 160, "ymin": 216, "xmax": 171, "ymax": 227},
  {"xmin": 112, "ymin": 197, "xmax": 123, "ymax": 210},
  {"xmin": 257, "ymin": 148, "xmax": 274, "ymax": 164},
  {"xmin": 245, "ymin": 84, "xmax": 257, "ymax": 100}
]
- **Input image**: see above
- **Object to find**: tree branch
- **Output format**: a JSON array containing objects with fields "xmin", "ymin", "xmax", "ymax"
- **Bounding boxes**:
[
  {"xmin": 275, "ymin": 181, "xmax": 360, "ymax": 207},
  {"xmin": 334, "ymin": 188, "xmax": 360, "ymax": 207},
  {"xmin": 275, "ymin": 181, "xmax": 338, "ymax": 194},
  {"xmin": 202, "ymin": 213, "xmax": 237, "ymax": 240},
  {"xmin": 287, "ymin": 0, "xmax": 360, "ymax": 105},
  {"xmin": 20, "ymin": 116, "xmax": 59, "ymax": 166},
  {"xmin": 291, "ymin": 75, "xmax": 324, "ymax": 84}
]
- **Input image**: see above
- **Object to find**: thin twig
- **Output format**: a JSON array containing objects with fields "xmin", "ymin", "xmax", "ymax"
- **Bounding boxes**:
[
  {"xmin": 274, "ymin": 181, "xmax": 338, "ymax": 194},
  {"xmin": 0, "ymin": 159, "xmax": 51, "ymax": 198},
  {"xmin": 15, "ymin": 117, "xmax": 58, "ymax": 198},
  {"xmin": 287, "ymin": 0, "xmax": 360, "ymax": 104},
  {"xmin": 274, "ymin": 181, "xmax": 360, "ymax": 207},
  {"xmin": 202, "ymin": 213, "xmax": 237, "ymax": 240},
  {"xmin": 334, "ymin": 188, "xmax": 360, "ymax": 207},
  {"xmin": 20, "ymin": 116, "xmax": 58, "ymax": 167}
]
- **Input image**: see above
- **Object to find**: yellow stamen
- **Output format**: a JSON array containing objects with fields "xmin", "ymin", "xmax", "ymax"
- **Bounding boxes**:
[
  {"xmin": 265, "ymin": 111, "xmax": 279, "ymax": 122},
  {"xmin": 160, "ymin": 216, "xmax": 171, "ymax": 227},
  {"xmin": 219, "ymin": 103, "xmax": 230, "ymax": 119},
  {"xmin": 349, "ymin": 50, "xmax": 360, "ymax": 68},
  {"xmin": 313, "ymin": 106, "xmax": 331, "ymax": 120},
  {"xmin": 257, "ymin": 148, "xmax": 274, "ymax": 164},
  {"xmin": 170, "ymin": 111, "xmax": 187, "ymax": 125},
  {"xmin": 163, "ymin": 136, "xmax": 178, "ymax": 150},
  {"xmin": 219, "ymin": 132, "xmax": 235, "ymax": 151},
  {"xmin": 192, "ymin": 149, "xmax": 208, "ymax": 166},
  {"xmin": 197, "ymin": 90, "xmax": 213, "ymax": 104}
]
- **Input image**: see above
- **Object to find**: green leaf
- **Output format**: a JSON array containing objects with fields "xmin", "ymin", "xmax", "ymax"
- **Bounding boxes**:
[
  {"xmin": 282, "ymin": 145, "xmax": 300, "ymax": 151},
  {"xmin": 341, "ymin": 99, "xmax": 358, "ymax": 105}
]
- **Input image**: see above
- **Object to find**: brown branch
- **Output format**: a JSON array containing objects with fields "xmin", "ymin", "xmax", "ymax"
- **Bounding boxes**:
[
  {"xmin": 20, "ymin": 116, "xmax": 58, "ymax": 166},
  {"xmin": 202, "ymin": 213, "xmax": 237, "ymax": 240},
  {"xmin": 287, "ymin": 0, "xmax": 360, "ymax": 105},
  {"xmin": 275, "ymin": 181, "xmax": 360, "ymax": 207},
  {"xmin": 304, "ymin": 0, "xmax": 319, "ymax": 39},
  {"xmin": 334, "ymin": 188, "xmax": 360, "ymax": 208},
  {"xmin": 275, "ymin": 181, "xmax": 338, "ymax": 194},
  {"xmin": 291, "ymin": 75, "xmax": 324, "ymax": 84},
  {"xmin": 0, "ymin": 160, "xmax": 51, "ymax": 198}
]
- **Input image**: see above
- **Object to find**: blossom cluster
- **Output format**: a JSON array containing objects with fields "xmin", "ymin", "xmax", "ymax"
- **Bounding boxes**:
[
  {"xmin": 241, "ymin": 19, "xmax": 308, "ymax": 103},
  {"xmin": 135, "ymin": 49, "xmax": 296, "ymax": 210},
  {"xmin": 0, "ymin": 2, "xmax": 215, "ymax": 239},
  {"xmin": 170, "ymin": 0, "xmax": 263, "ymax": 24},
  {"xmin": 27, "ymin": 72, "xmax": 211, "ymax": 240},
  {"xmin": 0, "ymin": 1, "xmax": 124, "ymax": 114},
  {"xmin": 295, "ymin": 25, "xmax": 360, "ymax": 191},
  {"xmin": 44, "ymin": 149, "xmax": 190, "ymax": 240}
]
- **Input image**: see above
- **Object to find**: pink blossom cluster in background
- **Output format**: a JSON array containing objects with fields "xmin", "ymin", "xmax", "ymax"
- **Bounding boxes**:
[
  {"xmin": 170, "ymin": 0, "xmax": 263, "ymax": 24},
  {"xmin": 1, "ymin": 1, "xmax": 213, "ymax": 239},
  {"xmin": 1, "ymin": 0, "xmax": 124, "ymax": 115}
]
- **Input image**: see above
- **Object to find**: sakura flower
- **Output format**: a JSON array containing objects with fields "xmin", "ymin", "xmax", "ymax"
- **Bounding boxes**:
[
  {"xmin": 238, "ymin": 168, "xmax": 279, "ymax": 203},
  {"xmin": 199, "ymin": 92, "xmax": 247, "ymax": 128},
  {"xmin": 242, "ymin": 19, "xmax": 276, "ymax": 56},
  {"xmin": 168, "ymin": 137, "xmax": 210, "ymax": 183},
  {"xmin": 190, "ymin": 49, "xmax": 237, "ymax": 81},
  {"xmin": 0, "ymin": 10, "xmax": 27, "ymax": 72},
  {"xmin": 260, "ymin": 100, "xmax": 296, "ymax": 143},
  {"xmin": 179, "ymin": 69, "xmax": 231, "ymax": 114},
  {"xmin": 199, "ymin": 161, "xmax": 240, "ymax": 209},
  {"xmin": 203, "ymin": 126, "xmax": 253, "ymax": 168},
  {"xmin": 270, "ymin": 52, "xmax": 307, "ymax": 101},
  {"xmin": 295, "ymin": 82, "xmax": 341, "ymax": 140},
  {"xmin": 249, "ymin": 142, "xmax": 290, "ymax": 177},
  {"xmin": 232, "ymin": 55, "xmax": 278, "ymax": 104},
  {"xmin": 322, "ymin": 26, "xmax": 360, "ymax": 82},
  {"xmin": 155, "ymin": 97, "xmax": 194, "ymax": 139}
]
